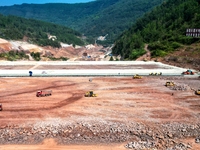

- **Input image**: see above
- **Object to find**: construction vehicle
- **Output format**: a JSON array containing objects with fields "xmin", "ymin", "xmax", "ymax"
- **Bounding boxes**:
[
  {"xmin": 0, "ymin": 104, "xmax": 2, "ymax": 111},
  {"xmin": 149, "ymin": 72, "xmax": 155, "ymax": 75},
  {"xmin": 165, "ymin": 81, "xmax": 175, "ymax": 87},
  {"xmin": 182, "ymin": 69, "xmax": 195, "ymax": 75},
  {"xmin": 150, "ymin": 72, "xmax": 158, "ymax": 75},
  {"xmin": 195, "ymin": 89, "xmax": 200, "ymax": 95},
  {"xmin": 149, "ymin": 72, "xmax": 162, "ymax": 75},
  {"xmin": 133, "ymin": 74, "xmax": 142, "ymax": 79},
  {"xmin": 143, "ymin": 58, "xmax": 147, "ymax": 62},
  {"xmin": 85, "ymin": 91, "xmax": 97, "ymax": 97},
  {"xmin": 36, "ymin": 90, "xmax": 52, "ymax": 97}
]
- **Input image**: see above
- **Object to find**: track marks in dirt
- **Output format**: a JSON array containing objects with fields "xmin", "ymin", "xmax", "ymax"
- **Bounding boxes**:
[
  {"xmin": 0, "ymin": 81, "xmax": 76, "ymax": 98},
  {"xmin": 4, "ymin": 92, "xmax": 83, "ymax": 112}
]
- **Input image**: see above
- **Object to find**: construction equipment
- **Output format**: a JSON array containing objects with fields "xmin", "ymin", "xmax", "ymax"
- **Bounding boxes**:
[
  {"xmin": 195, "ymin": 89, "xmax": 200, "ymax": 95},
  {"xmin": 85, "ymin": 91, "xmax": 97, "ymax": 97},
  {"xmin": 36, "ymin": 90, "xmax": 52, "ymax": 97},
  {"xmin": 149, "ymin": 72, "xmax": 162, "ymax": 75},
  {"xmin": 182, "ymin": 69, "xmax": 195, "ymax": 75},
  {"xmin": 133, "ymin": 74, "xmax": 142, "ymax": 79},
  {"xmin": 0, "ymin": 104, "xmax": 2, "ymax": 111},
  {"xmin": 149, "ymin": 72, "xmax": 155, "ymax": 75},
  {"xmin": 165, "ymin": 81, "xmax": 175, "ymax": 87},
  {"xmin": 143, "ymin": 58, "xmax": 147, "ymax": 62}
]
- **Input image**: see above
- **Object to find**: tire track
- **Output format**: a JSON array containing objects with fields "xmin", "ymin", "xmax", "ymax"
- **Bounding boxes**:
[{"xmin": 4, "ymin": 93, "xmax": 83, "ymax": 112}]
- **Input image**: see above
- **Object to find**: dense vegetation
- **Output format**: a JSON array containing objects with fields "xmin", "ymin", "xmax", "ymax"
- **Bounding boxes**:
[
  {"xmin": 112, "ymin": 0, "xmax": 200, "ymax": 60},
  {"xmin": 0, "ymin": 50, "xmax": 69, "ymax": 61},
  {"xmin": 0, "ymin": 14, "xmax": 84, "ymax": 47},
  {"xmin": 0, "ymin": 50, "xmax": 29, "ymax": 61},
  {"xmin": 0, "ymin": 0, "xmax": 164, "ymax": 44}
]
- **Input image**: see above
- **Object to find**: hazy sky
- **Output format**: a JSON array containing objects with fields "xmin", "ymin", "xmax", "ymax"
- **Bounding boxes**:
[{"xmin": 0, "ymin": 0, "xmax": 95, "ymax": 6}]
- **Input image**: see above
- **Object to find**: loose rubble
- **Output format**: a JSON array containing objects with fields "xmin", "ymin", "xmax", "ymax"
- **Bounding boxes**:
[
  {"xmin": 168, "ymin": 83, "xmax": 190, "ymax": 91},
  {"xmin": 0, "ymin": 120, "xmax": 200, "ymax": 149}
]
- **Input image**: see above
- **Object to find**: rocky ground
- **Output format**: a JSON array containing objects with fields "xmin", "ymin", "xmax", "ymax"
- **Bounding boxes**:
[{"xmin": 0, "ymin": 75, "xmax": 199, "ymax": 150}]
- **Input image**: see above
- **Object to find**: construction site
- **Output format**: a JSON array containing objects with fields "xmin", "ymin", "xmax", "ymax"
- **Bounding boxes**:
[{"xmin": 0, "ymin": 61, "xmax": 200, "ymax": 150}]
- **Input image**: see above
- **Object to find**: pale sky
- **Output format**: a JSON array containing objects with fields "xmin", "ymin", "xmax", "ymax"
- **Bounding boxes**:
[{"xmin": 0, "ymin": 0, "xmax": 95, "ymax": 6}]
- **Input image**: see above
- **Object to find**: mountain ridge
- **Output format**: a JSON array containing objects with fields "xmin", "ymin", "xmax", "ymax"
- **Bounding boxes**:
[{"xmin": 0, "ymin": 0, "xmax": 164, "ymax": 43}]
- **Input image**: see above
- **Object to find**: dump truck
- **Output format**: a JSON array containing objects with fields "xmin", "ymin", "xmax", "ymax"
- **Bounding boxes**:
[
  {"xmin": 165, "ymin": 81, "xmax": 175, "ymax": 87},
  {"xmin": 0, "ymin": 104, "xmax": 2, "ymax": 111},
  {"xmin": 182, "ymin": 69, "xmax": 194, "ymax": 75},
  {"xmin": 85, "ymin": 91, "xmax": 97, "ymax": 97},
  {"xmin": 36, "ymin": 90, "xmax": 52, "ymax": 97},
  {"xmin": 195, "ymin": 89, "xmax": 200, "ymax": 95},
  {"xmin": 133, "ymin": 74, "xmax": 142, "ymax": 79}
]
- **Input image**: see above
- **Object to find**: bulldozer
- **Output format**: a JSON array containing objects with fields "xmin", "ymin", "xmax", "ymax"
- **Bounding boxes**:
[
  {"xmin": 165, "ymin": 81, "xmax": 175, "ymax": 87},
  {"xmin": 85, "ymin": 91, "xmax": 97, "ymax": 97},
  {"xmin": 195, "ymin": 89, "xmax": 200, "ymax": 95},
  {"xmin": 133, "ymin": 74, "xmax": 142, "ymax": 79}
]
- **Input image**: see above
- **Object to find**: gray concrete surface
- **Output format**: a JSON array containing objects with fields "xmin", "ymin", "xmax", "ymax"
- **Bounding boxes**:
[{"xmin": 0, "ymin": 61, "xmax": 197, "ymax": 77}]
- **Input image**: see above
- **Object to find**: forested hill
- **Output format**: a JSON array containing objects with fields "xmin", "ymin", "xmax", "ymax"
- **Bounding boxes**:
[
  {"xmin": 0, "ymin": 14, "xmax": 84, "ymax": 47},
  {"xmin": 0, "ymin": 0, "xmax": 164, "ymax": 43},
  {"xmin": 112, "ymin": 0, "xmax": 200, "ymax": 60}
]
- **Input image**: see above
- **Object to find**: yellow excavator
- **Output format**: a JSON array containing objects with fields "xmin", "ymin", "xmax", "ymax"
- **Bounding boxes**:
[
  {"xmin": 165, "ymin": 81, "xmax": 175, "ymax": 87},
  {"xmin": 133, "ymin": 74, "xmax": 142, "ymax": 79},
  {"xmin": 85, "ymin": 91, "xmax": 97, "ymax": 97},
  {"xmin": 195, "ymin": 89, "xmax": 200, "ymax": 95}
]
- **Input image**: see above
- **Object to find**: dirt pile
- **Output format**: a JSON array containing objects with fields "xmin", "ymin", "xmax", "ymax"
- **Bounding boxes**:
[{"xmin": 0, "ymin": 38, "xmax": 12, "ymax": 51}]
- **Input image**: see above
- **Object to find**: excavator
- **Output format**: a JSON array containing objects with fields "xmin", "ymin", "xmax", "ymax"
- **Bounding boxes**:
[
  {"xmin": 133, "ymin": 74, "xmax": 142, "ymax": 79},
  {"xmin": 165, "ymin": 81, "xmax": 175, "ymax": 87},
  {"xmin": 195, "ymin": 89, "xmax": 200, "ymax": 95},
  {"xmin": 85, "ymin": 91, "xmax": 97, "ymax": 97}
]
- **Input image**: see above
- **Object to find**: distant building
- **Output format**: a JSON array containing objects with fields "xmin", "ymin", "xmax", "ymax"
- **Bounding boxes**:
[
  {"xmin": 186, "ymin": 28, "xmax": 200, "ymax": 37},
  {"xmin": 47, "ymin": 34, "xmax": 57, "ymax": 41}
]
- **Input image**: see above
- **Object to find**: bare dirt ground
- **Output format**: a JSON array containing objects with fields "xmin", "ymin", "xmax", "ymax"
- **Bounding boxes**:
[
  {"xmin": 0, "ymin": 74, "xmax": 200, "ymax": 149},
  {"xmin": 0, "ymin": 38, "xmax": 200, "ymax": 149}
]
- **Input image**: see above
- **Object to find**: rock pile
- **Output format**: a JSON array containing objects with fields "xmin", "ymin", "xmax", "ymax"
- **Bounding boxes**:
[
  {"xmin": 167, "ymin": 83, "xmax": 190, "ymax": 91},
  {"xmin": 125, "ymin": 141, "xmax": 155, "ymax": 149},
  {"xmin": 0, "ymin": 121, "xmax": 199, "ymax": 149}
]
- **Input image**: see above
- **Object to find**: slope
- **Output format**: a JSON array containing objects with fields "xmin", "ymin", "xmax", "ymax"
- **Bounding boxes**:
[
  {"xmin": 0, "ymin": 14, "xmax": 84, "ymax": 47},
  {"xmin": 112, "ymin": 0, "xmax": 200, "ymax": 70},
  {"xmin": 0, "ymin": 0, "xmax": 164, "ymax": 43}
]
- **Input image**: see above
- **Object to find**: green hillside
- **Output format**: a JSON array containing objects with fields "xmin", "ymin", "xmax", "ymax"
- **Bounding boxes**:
[
  {"xmin": 0, "ymin": 0, "xmax": 164, "ymax": 44},
  {"xmin": 0, "ymin": 14, "xmax": 84, "ymax": 47},
  {"xmin": 112, "ymin": 0, "xmax": 200, "ymax": 60}
]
